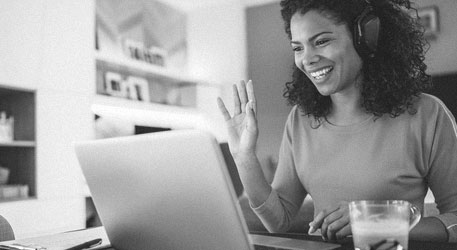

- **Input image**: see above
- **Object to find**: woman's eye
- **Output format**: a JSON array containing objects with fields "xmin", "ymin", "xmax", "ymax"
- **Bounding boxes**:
[
  {"xmin": 292, "ymin": 47, "xmax": 303, "ymax": 52},
  {"xmin": 316, "ymin": 39, "xmax": 330, "ymax": 46}
]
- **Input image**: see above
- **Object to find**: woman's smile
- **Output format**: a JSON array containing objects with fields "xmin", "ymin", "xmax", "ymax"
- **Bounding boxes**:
[{"xmin": 309, "ymin": 66, "xmax": 334, "ymax": 80}]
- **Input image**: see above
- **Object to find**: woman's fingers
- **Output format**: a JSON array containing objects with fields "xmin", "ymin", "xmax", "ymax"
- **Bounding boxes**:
[
  {"xmin": 309, "ymin": 206, "xmax": 339, "ymax": 233},
  {"xmin": 230, "ymin": 80, "xmax": 255, "ymax": 115},
  {"xmin": 246, "ymin": 101, "xmax": 258, "ymax": 131},
  {"xmin": 335, "ymin": 224, "xmax": 351, "ymax": 241},
  {"xmin": 233, "ymin": 84, "xmax": 242, "ymax": 115},
  {"xmin": 312, "ymin": 202, "xmax": 351, "ymax": 242},
  {"xmin": 217, "ymin": 97, "xmax": 231, "ymax": 121},
  {"xmin": 321, "ymin": 212, "xmax": 348, "ymax": 241},
  {"xmin": 238, "ymin": 80, "xmax": 249, "ymax": 113},
  {"xmin": 246, "ymin": 80, "xmax": 256, "ymax": 114},
  {"xmin": 220, "ymin": 79, "xmax": 256, "ymax": 120},
  {"xmin": 320, "ymin": 209, "xmax": 342, "ymax": 240}
]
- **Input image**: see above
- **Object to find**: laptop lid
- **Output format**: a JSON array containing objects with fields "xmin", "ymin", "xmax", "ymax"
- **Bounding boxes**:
[{"xmin": 74, "ymin": 129, "xmax": 253, "ymax": 250}]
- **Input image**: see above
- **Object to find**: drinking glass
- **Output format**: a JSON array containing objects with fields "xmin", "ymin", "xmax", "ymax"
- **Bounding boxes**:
[{"xmin": 349, "ymin": 200, "xmax": 421, "ymax": 250}]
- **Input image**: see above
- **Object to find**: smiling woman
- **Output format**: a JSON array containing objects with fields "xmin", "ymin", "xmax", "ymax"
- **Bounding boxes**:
[
  {"xmin": 216, "ymin": 0, "xmax": 457, "ymax": 245},
  {"xmin": 282, "ymin": 0, "xmax": 432, "ymax": 124}
]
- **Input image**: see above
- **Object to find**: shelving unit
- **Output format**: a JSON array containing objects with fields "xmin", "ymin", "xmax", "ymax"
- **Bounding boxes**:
[
  {"xmin": 96, "ymin": 53, "xmax": 202, "ymax": 109},
  {"xmin": 94, "ymin": 0, "xmax": 212, "ymax": 117},
  {"xmin": 0, "ymin": 86, "xmax": 36, "ymax": 201},
  {"xmin": 92, "ymin": 94, "xmax": 206, "ymax": 130},
  {"xmin": 93, "ymin": 49, "xmax": 225, "ymax": 138},
  {"xmin": 0, "ymin": 141, "xmax": 36, "ymax": 147},
  {"xmin": 95, "ymin": 51, "xmax": 210, "ymax": 86}
]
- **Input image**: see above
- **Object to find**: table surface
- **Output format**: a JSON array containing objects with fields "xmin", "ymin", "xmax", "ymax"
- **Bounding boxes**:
[
  {"xmin": 251, "ymin": 231, "xmax": 457, "ymax": 250},
  {"xmin": 1, "ymin": 227, "xmax": 456, "ymax": 250}
]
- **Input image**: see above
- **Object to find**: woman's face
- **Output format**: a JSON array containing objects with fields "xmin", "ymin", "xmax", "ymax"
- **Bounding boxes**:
[{"xmin": 290, "ymin": 10, "xmax": 363, "ymax": 97}]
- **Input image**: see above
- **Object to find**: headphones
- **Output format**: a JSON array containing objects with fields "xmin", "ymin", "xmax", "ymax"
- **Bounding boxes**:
[{"xmin": 353, "ymin": 2, "xmax": 381, "ymax": 58}]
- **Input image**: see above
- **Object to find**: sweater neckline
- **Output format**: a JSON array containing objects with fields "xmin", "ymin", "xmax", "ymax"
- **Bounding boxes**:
[{"xmin": 323, "ymin": 114, "xmax": 375, "ymax": 132}]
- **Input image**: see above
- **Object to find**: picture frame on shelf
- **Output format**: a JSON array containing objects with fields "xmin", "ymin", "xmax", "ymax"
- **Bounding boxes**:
[
  {"xmin": 122, "ymin": 39, "xmax": 167, "ymax": 67},
  {"xmin": 125, "ymin": 80, "xmax": 138, "ymax": 100},
  {"xmin": 123, "ymin": 39, "xmax": 145, "ymax": 62},
  {"xmin": 146, "ymin": 46, "xmax": 167, "ymax": 67},
  {"xmin": 166, "ymin": 88, "xmax": 182, "ymax": 106},
  {"xmin": 105, "ymin": 72, "xmax": 127, "ymax": 98},
  {"xmin": 0, "ymin": 166, "xmax": 10, "ymax": 185},
  {"xmin": 416, "ymin": 6, "xmax": 439, "ymax": 38},
  {"xmin": 127, "ymin": 76, "xmax": 150, "ymax": 102},
  {"xmin": 0, "ymin": 111, "xmax": 14, "ymax": 142}
]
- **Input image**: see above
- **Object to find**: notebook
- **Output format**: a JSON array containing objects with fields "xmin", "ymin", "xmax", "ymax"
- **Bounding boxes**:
[{"xmin": 74, "ymin": 129, "xmax": 339, "ymax": 250}]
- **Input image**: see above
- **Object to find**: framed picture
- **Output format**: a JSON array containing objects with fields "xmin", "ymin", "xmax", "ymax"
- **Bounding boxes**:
[
  {"xmin": 105, "ymin": 72, "xmax": 127, "ymax": 98},
  {"xmin": 127, "ymin": 76, "xmax": 150, "ymax": 102},
  {"xmin": 123, "ymin": 39, "xmax": 146, "ymax": 61},
  {"xmin": 416, "ymin": 6, "xmax": 439, "ymax": 38},
  {"xmin": 146, "ymin": 46, "xmax": 167, "ymax": 67},
  {"xmin": 122, "ymin": 39, "xmax": 167, "ymax": 67}
]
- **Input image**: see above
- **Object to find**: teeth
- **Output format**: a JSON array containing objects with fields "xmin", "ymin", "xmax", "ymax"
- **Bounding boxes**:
[{"xmin": 310, "ymin": 67, "xmax": 333, "ymax": 79}]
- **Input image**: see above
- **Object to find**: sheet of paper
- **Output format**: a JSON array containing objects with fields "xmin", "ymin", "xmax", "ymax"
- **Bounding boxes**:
[{"xmin": 1, "ymin": 227, "xmax": 111, "ymax": 250}]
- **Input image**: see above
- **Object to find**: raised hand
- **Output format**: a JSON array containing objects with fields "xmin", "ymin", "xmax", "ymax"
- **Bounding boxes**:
[{"xmin": 217, "ymin": 80, "xmax": 258, "ymax": 158}]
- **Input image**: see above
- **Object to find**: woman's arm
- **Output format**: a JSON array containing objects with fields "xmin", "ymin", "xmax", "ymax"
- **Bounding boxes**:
[
  {"xmin": 410, "ymin": 216, "xmax": 448, "ymax": 242},
  {"xmin": 234, "ymin": 152, "xmax": 272, "ymax": 207},
  {"xmin": 217, "ymin": 80, "xmax": 272, "ymax": 206},
  {"xmin": 421, "ymin": 96, "xmax": 457, "ymax": 242},
  {"xmin": 217, "ymin": 81, "xmax": 306, "ymax": 232}
]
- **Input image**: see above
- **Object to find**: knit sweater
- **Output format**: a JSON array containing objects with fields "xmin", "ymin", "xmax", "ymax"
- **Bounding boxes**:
[{"xmin": 253, "ymin": 94, "xmax": 457, "ymax": 242}]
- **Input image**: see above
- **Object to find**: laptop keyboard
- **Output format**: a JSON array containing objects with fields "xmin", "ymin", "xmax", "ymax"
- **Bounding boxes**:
[{"xmin": 254, "ymin": 244, "xmax": 293, "ymax": 250}]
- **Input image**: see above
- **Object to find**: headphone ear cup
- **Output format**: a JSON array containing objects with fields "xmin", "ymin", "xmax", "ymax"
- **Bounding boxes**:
[{"xmin": 354, "ymin": 6, "xmax": 380, "ymax": 58}]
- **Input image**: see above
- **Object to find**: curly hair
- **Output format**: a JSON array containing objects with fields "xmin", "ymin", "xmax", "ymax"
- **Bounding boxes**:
[{"xmin": 280, "ymin": 0, "xmax": 432, "ymax": 124}]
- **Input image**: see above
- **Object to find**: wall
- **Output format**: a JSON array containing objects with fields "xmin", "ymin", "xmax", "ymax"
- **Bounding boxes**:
[
  {"xmin": 0, "ymin": 0, "xmax": 43, "ymax": 90},
  {"xmin": 246, "ymin": 3, "xmax": 292, "ymax": 164},
  {"xmin": 186, "ymin": 0, "xmax": 248, "ymax": 141},
  {"xmin": 412, "ymin": 0, "xmax": 457, "ymax": 75}
]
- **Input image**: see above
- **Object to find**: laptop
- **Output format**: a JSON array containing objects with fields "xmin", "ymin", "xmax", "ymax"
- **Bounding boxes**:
[{"xmin": 74, "ymin": 129, "xmax": 339, "ymax": 250}]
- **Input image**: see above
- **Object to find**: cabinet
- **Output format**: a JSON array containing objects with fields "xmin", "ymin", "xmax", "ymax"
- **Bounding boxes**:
[{"xmin": 0, "ymin": 86, "xmax": 36, "ymax": 201}]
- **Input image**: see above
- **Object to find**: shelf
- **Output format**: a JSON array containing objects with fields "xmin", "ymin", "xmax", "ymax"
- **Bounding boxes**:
[
  {"xmin": 95, "ymin": 51, "xmax": 210, "ymax": 86},
  {"xmin": 93, "ymin": 94, "xmax": 199, "ymax": 113},
  {"xmin": 92, "ymin": 94, "xmax": 206, "ymax": 130},
  {"xmin": 0, "ymin": 86, "xmax": 36, "ymax": 200},
  {"xmin": 0, "ymin": 140, "xmax": 35, "ymax": 147},
  {"xmin": 0, "ymin": 196, "xmax": 36, "ymax": 203}
]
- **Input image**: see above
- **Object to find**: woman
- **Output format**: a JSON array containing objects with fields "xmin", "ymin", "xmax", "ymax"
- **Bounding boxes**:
[{"xmin": 217, "ymin": 0, "xmax": 457, "ymax": 243}]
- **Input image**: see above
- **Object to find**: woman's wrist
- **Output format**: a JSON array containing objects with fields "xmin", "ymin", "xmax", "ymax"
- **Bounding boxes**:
[{"xmin": 233, "ymin": 151, "xmax": 258, "ymax": 168}]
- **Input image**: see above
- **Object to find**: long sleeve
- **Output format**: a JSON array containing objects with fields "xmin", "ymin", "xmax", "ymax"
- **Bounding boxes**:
[
  {"xmin": 252, "ymin": 106, "xmax": 307, "ymax": 232},
  {"xmin": 426, "ymin": 97, "xmax": 457, "ymax": 242}
]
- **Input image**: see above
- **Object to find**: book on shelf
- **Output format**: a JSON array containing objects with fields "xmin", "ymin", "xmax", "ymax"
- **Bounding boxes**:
[{"xmin": 0, "ymin": 185, "xmax": 29, "ymax": 199}]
